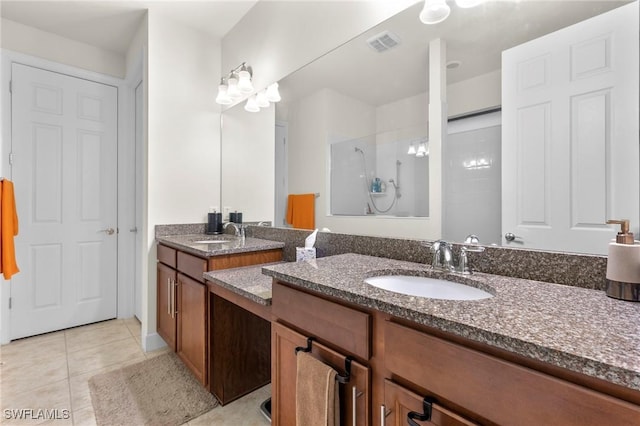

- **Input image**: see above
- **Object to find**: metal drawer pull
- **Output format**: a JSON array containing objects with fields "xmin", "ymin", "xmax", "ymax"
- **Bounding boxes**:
[
  {"xmin": 380, "ymin": 405, "xmax": 391, "ymax": 426},
  {"xmin": 167, "ymin": 278, "xmax": 171, "ymax": 315},
  {"xmin": 407, "ymin": 396, "xmax": 437, "ymax": 426},
  {"xmin": 352, "ymin": 386, "xmax": 363, "ymax": 425}
]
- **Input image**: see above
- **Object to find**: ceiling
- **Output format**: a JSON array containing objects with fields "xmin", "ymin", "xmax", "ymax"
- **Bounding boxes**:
[
  {"xmin": 0, "ymin": 0, "xmax": 259, "ymax": 55},
  {"xmin": 279, "ymin": 0, "xmax": 633, "ymax": 107}
]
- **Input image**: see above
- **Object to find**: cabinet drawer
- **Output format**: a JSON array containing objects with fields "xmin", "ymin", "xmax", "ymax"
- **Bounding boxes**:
[
  {"xmin": 384, "ymin": 321, "xmax": 640, "ymax": 425},
  {"xmin": 157, "ymin": 244, "xmax": 177, "ymax": 268},
  {"xmin": 207, "ymin": 249, "xmax": 283, "ymax": 270},
  {"xmin": 177, "ymin": 251, "xmax": 207, "ymax": 282},
  {"xmin": 383, "ymin": 380, "xmax": 478, "ymax": 426},
  {"xmin": 272, "ymin": 282, "xmax": 370, "ymax": 360}
]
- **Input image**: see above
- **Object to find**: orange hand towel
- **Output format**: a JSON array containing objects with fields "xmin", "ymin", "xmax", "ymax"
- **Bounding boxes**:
[
  {"xmin": 286, "ymin": 194, "xmax": 315, "ymax": 230},
  {"xmin": 0, "ymin": 179, "xmax": 20, "ymax": 280}
]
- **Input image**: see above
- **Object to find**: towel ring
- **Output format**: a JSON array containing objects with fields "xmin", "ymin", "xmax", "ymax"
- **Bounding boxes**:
[{"xmin": 294, "ymin": 337, "xmax": 352, "ymax": 384}]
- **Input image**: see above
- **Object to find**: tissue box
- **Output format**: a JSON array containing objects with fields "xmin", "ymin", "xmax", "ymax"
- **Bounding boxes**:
[{"xmin": 296, "ymin": 247, "xmax": 316, "ymax": 262}]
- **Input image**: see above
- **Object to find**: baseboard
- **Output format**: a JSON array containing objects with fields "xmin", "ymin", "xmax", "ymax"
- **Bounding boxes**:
[{"xmin": 142, "ymin": 332, "xmax": 167, "ymax": 353}]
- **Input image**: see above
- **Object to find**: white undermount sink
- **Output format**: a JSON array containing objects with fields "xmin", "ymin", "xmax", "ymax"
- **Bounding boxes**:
[{"xmin": 365, "ymin": 275, "xmax": 493, "ymax": 301}]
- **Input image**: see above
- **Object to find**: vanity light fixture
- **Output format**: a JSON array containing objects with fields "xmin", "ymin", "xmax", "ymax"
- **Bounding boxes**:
[
  {"xmin": 215, "ymin": 78, "xmax": 232, "ymax": 105},
  {"xmin": 244, "ymin": 95, "xmax": 260, "ymax": 112},
  {"xmin": 419, "ymin": 0, "xmax": 484, "ymax": 25},
  {"xmin": 407, "ymin": 143, "xmax": 417, "ymax": 155},
  {"xmin": 215, "ymin": 62, "xmax": 254, "ymax": 105},
  {"xmin": 416, "ymin": 142, "xmax": 429, "ymax": 157}
]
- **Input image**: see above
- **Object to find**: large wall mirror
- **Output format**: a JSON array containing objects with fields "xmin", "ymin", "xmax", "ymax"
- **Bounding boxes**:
[{"xmin": 221, "ymin": 0, "xmax": 639, "ymax": 255}]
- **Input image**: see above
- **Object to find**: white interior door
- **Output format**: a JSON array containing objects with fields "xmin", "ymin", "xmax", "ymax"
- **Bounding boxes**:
[
  {"xmin": 10, "ymin": 63, "xmax": 118, "ymax": 339},
  {"xmin": 502, "ymin": 2, "xmax": 639, "ymax": 255}
]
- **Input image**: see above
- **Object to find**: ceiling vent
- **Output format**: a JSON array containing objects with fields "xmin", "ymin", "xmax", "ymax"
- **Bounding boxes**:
[{"xmin": 366, "ymin": 30, "xmax": 401, "ymax": 53}]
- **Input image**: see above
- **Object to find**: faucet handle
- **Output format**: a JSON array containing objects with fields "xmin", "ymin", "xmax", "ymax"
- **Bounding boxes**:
[
  {"xmin": 457, "ymin": 245, "xmax": 485, "ymax": 274},
  {"xmin": 461, "ymin": 245, "xmax": 485, "ymax": 253}
]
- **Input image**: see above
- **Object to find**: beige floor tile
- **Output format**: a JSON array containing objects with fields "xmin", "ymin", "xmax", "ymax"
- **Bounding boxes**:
[
  {"xmin": 0, "ymin": 332, "xmax": 66, "ymax": 364},
  {"xmin": 67, "ymin": 338, "xmax": 144, "ymax": 377},
  {"xmin": 64, "ymin": 322, "xmax": 131, "ymax": 354},
  {"xmin": 0, "ymin": 354, "xmax": 68, "ymax": 396},
  {"xmin": 188, "ymin": 385, "xmax": 271, "ymax": 426},
  {"xmin": 1, "ymin": 379, "xmax": 72, "ymax": 425},
  {"xmin": 70, "ymin": 406, "xmax": 96, "ymax": 426}
]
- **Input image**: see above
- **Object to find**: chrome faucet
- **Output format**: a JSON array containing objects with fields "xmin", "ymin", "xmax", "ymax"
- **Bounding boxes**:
[
  {"xmin": 430, "ymin": 240, "xmax": 454, "ymax": 272},
  {"xmin": 428, "ymin": 239, "xmax": 485, "ymax": 274},
  {"xmin": 223, "ymin": 222, "xmax": 244, "ymax": 238}
]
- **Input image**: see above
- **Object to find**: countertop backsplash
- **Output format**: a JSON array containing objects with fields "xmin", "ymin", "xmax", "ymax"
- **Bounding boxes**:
[{"xmin": 155, "ymin": 224, "xmax": 608, "ymax": 290}]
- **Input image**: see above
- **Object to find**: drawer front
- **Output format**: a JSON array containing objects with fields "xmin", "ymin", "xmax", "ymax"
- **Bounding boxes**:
[
  {"xmin": 384, "ymin": 321, "xmax": 640, "ymax": 426},
  {"xmin": 177, "ymin": 251, "xmax": 207, "ymax": 282},
  {"xmin": 272, "ymin": 282, "xmax": 370, "ymax": 360},
  {"xmin": 383, "ymin": 380, "xmax": 478, "ymax": 426},
  {"xmin": 157, "ymin": 244, "xmax": 177, "ymax": 268},
  {"xmin": 208, "ymin": 249, "xmax": 282, "ymax": 270}
]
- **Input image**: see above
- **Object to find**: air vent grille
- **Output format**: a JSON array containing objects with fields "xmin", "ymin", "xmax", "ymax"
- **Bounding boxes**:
[{"xmin": 366, "ymin": 30, "xmax": 401, "ymax": 53}]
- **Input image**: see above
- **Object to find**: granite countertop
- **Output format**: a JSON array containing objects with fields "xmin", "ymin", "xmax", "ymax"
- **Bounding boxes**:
[
  {"xmin": 204, "ymin": 262, "xmax": 283, "ymax": 306},
  {"xmin": 262, "ymin": 253, "xmax": 640, "ymax": 391},
  {"xmin": 156, "ymin": 234, "xmax": 285, "ymax": 257}
]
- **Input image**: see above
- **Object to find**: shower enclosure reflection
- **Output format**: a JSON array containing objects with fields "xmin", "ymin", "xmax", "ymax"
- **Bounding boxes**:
[{"xmin": 330, "ymin": 125, "xmax": 429, "ymax": 217}]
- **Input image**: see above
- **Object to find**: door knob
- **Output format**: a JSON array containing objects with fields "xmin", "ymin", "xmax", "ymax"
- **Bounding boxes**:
[
  {"xmin": 99, "ymin": 228, "xmax": 115, "ymax": 235},
  {"xmin": 504, "ymin": 232, "xmax": 522, "ymax": 242}
]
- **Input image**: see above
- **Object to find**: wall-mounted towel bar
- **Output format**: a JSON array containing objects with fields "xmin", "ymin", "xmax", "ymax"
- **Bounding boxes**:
[{"xmin": 294, "ymin": 336, "xmax": 352, "ymax": 384}]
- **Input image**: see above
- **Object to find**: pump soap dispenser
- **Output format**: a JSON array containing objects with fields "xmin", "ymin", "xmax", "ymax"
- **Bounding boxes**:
[{"xmin": 605, "ymin": 219, "xmax": 640, "ymax": 301}]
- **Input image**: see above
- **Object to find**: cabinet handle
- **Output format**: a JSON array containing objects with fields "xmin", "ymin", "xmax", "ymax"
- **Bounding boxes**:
[
  {"xmin": 380, "ymin": 405, "xmax": 391, "ymax": 426},
  {"xmin": 171, "ymin": 279, "xmax": 176, "ymax": 319},
  {"xmin": 407, "ymin": 396, "xmax": 437, "ymax": 426},
  {"xmin": 352, "ymin": 386, "xmax": 364, "ymax": 425},
  {"xmin": 167, "ymin": 278, "xmax": 171, "ymax": 316}
]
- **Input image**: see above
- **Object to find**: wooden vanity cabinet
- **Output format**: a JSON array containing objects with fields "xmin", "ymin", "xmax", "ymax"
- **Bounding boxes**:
[
  {"xmin": 271, "ymin": 282, "xmax": 372, "ymax": 426},
  {"xmin": 157, "ymin": 242, "xmax": 283, "ymax": 389}
]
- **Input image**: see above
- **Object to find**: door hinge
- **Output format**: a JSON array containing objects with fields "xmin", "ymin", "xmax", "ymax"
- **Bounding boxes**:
[
  {"xmin": 9, "ymin": 153, "xmax": 14, "ymax": 165},
  {"xmin": 8, "ymin": 297, "xmax": 12, "ymax": 309}
]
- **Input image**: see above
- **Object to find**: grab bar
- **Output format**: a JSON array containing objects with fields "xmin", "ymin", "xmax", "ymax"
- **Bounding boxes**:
[{"xmin": 294, "ymin": 336, "xmax": 352, "ymax": 384}]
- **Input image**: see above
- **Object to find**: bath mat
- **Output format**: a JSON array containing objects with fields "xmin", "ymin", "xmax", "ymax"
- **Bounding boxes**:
[{"xmin": 88, "ymin": 352, "xmax": 218, "ymax": 426}]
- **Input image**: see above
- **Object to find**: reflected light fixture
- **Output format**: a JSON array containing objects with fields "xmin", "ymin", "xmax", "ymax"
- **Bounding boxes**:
[
  {"xmin": 226, "ymin": 73, "xmax": 241, "ymax": 100},
  {"xmin": 256, "ymin": 90, "xmax": 270, "ymax": 108},
  {"xmin": 416, "ymin": 142, "xmax": 429, "ymax": 157},
  {"xmin": 244, "ymin": 95, "xmax": 260, "ymax": 112},
  {"xmin": 265, "ymin": 82, "xmax": 281, "ymax": 102},
  {"xmin": 420, "ymin": 0, "xmax": 484, "ymax": 25},
  {"xmin": 419, "ymin": 0, "xmax": 450, "ymax": 25},
  {"xmin": 407, "ymin": 143, "xmax": 417, "ymax": 155}
]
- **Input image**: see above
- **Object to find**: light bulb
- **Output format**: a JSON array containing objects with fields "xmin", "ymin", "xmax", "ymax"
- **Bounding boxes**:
[
  {"xmin": 237, "ymin": 69, "xmax": 253, "ymax": 93},
  {"xmin": 215, "ymin": 83, "xmax": 232, "ymax": 105},
  {"xmin": 256, "ymin": 91, "xmax": 270, "ymax": 108},
  {"xmin": 244, "ymin": 95, "xmax": 260, "ymax": 112},
  {"xmin": 227, "ymin": 74, "xmax": 242, "ymax": 99},
  {"xmin": 265, "ymin": 82, "xmax": 281, "ymax": 102},
  {"xmin": 419, "ymin": 0, "xmax": 450, "ymax": 25},
  {"xmin": 416, "ymin": 143, "xmax": 427, "ymax": 157},
  {"xmin": 407, "ymin": 143, "xmax": 417, "ymax": 155}
]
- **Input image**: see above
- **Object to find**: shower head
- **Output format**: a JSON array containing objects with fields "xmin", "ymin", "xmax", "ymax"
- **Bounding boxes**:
[{"xmin": 354, "ymin": 147, "xmax": 364, "ymax": 154}]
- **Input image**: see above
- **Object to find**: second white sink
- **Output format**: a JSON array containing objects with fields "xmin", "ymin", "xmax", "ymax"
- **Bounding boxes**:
[{"xmin": 365, "ymin": 275, "xmax": 493, "ymax": 301}]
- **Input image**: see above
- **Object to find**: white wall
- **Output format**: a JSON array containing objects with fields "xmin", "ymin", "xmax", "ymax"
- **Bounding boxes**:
[
  {"xmin": 144, "ymin": 11, "xmax": 221, "ymax": 350},
  {"xmin": 221, "ymin": 103, "xmax": 275, "ymax": 223},
  {"xmin": 448, "ymin": 70, "xmax": 501, "ymax": 117},
  {"xmin": 0, "ymin": 18, "xmax": 125, "ymax": 78}
]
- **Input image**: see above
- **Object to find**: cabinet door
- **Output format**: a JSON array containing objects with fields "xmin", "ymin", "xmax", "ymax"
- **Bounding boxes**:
[
  {"xmin": 176, "ymin": 273, "xmax": 208, "ymax": 386},
  {"xmin": 156, "ymin": 262, "xmax": 176, "ymax": 350},
  {"xmin": 272, "ymin": 321, "xmax": 370, "ymax": 426},
  {"xmin": 383, "ymin": 380, "xmax": 478, "ymax": 426}
]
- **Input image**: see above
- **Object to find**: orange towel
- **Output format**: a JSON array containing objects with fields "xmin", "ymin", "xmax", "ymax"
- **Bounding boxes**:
[
  {"xmin": 0, "ymin": 179, "xmax": 20, "ymax": 280},
  {"xmin": 286, "ymin": 194, "xmax": 315, "ymax": 230}
]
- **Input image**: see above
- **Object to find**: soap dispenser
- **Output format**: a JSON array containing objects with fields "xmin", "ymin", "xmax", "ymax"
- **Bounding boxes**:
[{"xmin": 605, "ymin": 219, "xmax": 640, "ymax": 301}]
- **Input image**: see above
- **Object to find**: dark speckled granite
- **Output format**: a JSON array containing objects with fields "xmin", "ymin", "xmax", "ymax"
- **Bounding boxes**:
[
  {"xmin": 204, "ymin": 262, "xmax": 283, "ymax": 306},
  {"xmin": 247, "ymin": 226, "xmax": 607, "ymax": 290},
  {"xmin": 156, "ymin": 234, "xmax": 284, "ymax": 257},
  {"xmin": 262, "ymin": 254, "xmax": 640, "ymax": 391}
]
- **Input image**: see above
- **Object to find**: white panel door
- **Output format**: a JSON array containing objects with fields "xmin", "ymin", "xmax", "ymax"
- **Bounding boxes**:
[
  {"xmin": 10, "ymin": 63, "xmax": 118, "ymax": 339},
  {"xmin": 502, "ymin": 2, "xmax": 639, "ymax": 254}
]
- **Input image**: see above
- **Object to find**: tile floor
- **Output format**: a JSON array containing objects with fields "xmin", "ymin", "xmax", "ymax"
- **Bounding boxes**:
[{"xmin": 0, "ymin": 318, "xmax": 271, "ymax": 425}]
